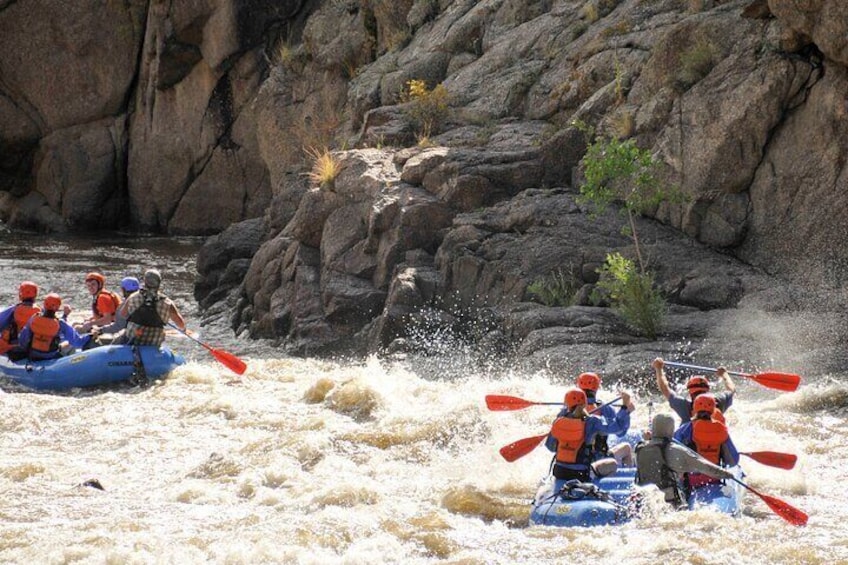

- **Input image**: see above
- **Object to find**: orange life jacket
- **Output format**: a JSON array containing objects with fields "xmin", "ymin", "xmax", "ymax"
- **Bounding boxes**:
[
  {"xmin": 691, "ymin": 418, "xmax": 729, "ymax": 464},
  {"xmin": 1, "ymin": 302, "xmax": 41, "ymax": 343},
  {"xmin": 92, "ymin": 290, "xmax": 121, "ymax": 318},
  {"xmin": 551, "ymin": 417, "xmax": 586, "ymax": 464},
  {"xmin": 29, "ymin": 315, "xmax": 60, "ymax": 353}
]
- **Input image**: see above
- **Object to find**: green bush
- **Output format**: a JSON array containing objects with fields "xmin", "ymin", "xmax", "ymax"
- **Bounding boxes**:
[
  {"xmin": 595, "ymin": 252, "xmax": 665, "ymax": 338},
  {"xmin": 580, "ymin": 136, "xmax": 664, "ymax": 217},
  {"xmin": 527, "ymin": 268, "xmax": 579, "ymax": 307},
  {"xmin": 576, "ymin": 124, "xmax": 682, "ymax": 273}
]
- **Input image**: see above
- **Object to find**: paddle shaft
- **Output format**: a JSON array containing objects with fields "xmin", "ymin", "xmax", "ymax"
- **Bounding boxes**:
[
  {"xmin": 664, "ymin": 361, "xmax": 800, "ymax": 392},
  {"xmin": 168, "ymin": 322, "xmax": 208, "ymax": 350},
  {"xmin": 664, "ymin": 361, "xmax": 748, "ymax": 377}
]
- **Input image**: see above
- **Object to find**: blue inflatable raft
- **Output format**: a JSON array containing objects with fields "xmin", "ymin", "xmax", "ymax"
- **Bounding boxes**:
[
  {"xmin": 0, "ymin": 345, "xmax": 185, "ymax": 391},
  {"xmin": 686, "ymin": 466, "xmax": 746, "ymax": 514},
  {"xmin": 529, "ymin": 455, "xmax": 745, "ymax": 527},
  {"xmin": 529, "ymin": 467, "xmax": 636, "ymax": 527}
]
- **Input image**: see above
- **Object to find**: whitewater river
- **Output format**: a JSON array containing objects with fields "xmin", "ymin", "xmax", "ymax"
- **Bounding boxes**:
[{"xmin": 1, "ymin": 230, "xmax": 846, "ymax": 564}]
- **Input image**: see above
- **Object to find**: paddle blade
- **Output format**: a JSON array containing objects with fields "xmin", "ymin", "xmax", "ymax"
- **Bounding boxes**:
[
  {"xmin": 747, "ymin": 372, "xmax": 801, "ymax": 392},
  {"xmin": 486, "ymin": 395, "xmax": 536, "ymax": 411},
  {"xmin": 741, "ymin": 451, "xmax": 797, "ymax": 470},
  {"xmin": 752, "ymin": 487, "xmax": 809, "ymax": 526},
  {"xmin": 499, "ymin": 434, "xmax": 546, "ymax": 462},
  {"xmin": 210, "ymin": 347, "xmax": 247, "ymax": 375}
]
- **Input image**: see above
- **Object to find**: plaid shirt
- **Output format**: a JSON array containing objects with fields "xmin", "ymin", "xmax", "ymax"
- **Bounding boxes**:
[{"xmin": 125, "ymin": 290, "xmax": 173, "ymax": 346}]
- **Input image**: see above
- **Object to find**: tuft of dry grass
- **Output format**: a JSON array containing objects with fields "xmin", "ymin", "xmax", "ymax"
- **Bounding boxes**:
[
  {"xmin": 610, "ymin": 109, "xmax": 634, "ymax": 139},
  {"xmin": 305, "ymin": 147, "xmax": 341, "ymax": 189},
  {"xmin": 678, "ymin": 39, "xmax": 715, "ymax": 89},
  {"xmin": 581, "ymin": 3, "xmax": 599, "ymax": 22}
]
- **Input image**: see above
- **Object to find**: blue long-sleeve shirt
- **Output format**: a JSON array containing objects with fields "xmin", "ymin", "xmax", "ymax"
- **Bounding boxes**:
[
  {"xmin": 553, "ymin": 397, "xmax": 630, "ymax": 457},
  {"xmin": 545, "ymin": 407, "xmax": 631, "ymax": 470},
  {"xmin": 0, "ymin": 301, "xmax": 39, "ymax": 336},
  {"xmin": 673, "ymin": 421, "xmax": 739, "ymax": 467},
  {"xmin": 17, "ymin": 316, "xmax": 91, "ymax": 360},
  {"xmin": 0, "ymin": 305, "xmax": 15, "ymax": 332}
]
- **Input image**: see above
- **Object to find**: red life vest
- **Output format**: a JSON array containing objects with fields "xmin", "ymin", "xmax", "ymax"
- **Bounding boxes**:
[
  {"xmin": 1, "ymin": 302, "xmax": 41, "ymax": 343},
  {"xmin": 691, "ymin": 418, "xmax": 729, "ymax": 464},
  {"xmin": 551, "ymin": 417, "xmax": 586, "ymax": 464},
  {"xmin": 92, "ymin": 290, "xmax": 121, "ymax": 318},
  {"xmin": 30, "ymin": 315, "xmax": 60, "ymax": 353}
]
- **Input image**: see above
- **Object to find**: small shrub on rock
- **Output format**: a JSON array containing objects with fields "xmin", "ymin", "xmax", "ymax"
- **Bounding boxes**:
[{"xmin": 595, "ymin": 252, "xmax": 666, "ymax": 338}]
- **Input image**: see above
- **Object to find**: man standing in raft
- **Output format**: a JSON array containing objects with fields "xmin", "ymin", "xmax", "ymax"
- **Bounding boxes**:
[{"xmin": 121, "ymin": 269, "xmax": 186, "ymax": 347}]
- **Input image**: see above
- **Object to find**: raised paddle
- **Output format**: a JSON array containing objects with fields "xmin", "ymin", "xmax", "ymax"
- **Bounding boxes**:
[
  {"xmin": 664, "ymin": 361, "xmax": 801, "ymax": 392},
  {"xmin": 497, "ymin": 398, "xmax": 622, "ymax": 462},
  {"xmin": 486, "ymin": 395, "xmax": 569, "ymax": 411},
  {"xmin": 168, "ymin": 323, "xmax": 247, "ymax": 375},
  {"xmin": 486, "ymin": 394, "xmax": 622, "ymax": 411},
  {"xmin": 740, "ymin": 451, "xmax": 797, "ymax": 470},
  {"xmin": 730, "ymin": 477, "xmax": 808, "ymax": 526}
]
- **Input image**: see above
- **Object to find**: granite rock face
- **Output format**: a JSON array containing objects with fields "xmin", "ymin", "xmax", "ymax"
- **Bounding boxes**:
[{"xmin": 3, "ymin": 1, "xmax": 848, "ymax": 375}]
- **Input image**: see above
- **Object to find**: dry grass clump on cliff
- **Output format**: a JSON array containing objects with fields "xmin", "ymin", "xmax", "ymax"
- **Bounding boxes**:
[
  {"xmin": 581, "ymin": 0, "xmax": 623, "ymax": 22},
  {"xmin": 272, "ymin": 37, "xmax": 306, "ymax": 73},
  {"xmin": 401, "ymin": 79, "xmax": 450, "ymax": 141},
  {"xmin": 305, "ymin": 147, "xmax": 341, "ymax": 190},
  {"xmin": 677, "ymin": 39, "xmax": 715, "ymax": 89},
  {"xmin": 368, "ymin": 0, "xmax": 414, "ymax": 54}
]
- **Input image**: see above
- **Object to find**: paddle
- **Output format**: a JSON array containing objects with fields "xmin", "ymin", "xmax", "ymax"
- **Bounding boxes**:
[
  {"xmin": 167, "ymin": 323, "xmax": 247, "ymax": 375},
  {"xmin": 740, "ymin": 451, "xmax": 797, "ymax": 470},
  {"xmin": 500, "ymin": 434, "xmax": 547, "ymax": 462},
  {"xmin": 497, "ymin": 397, "xmax": 622, "ymax": 462},
  {"xmin": 486, "ymin": 395, "xmax": 569, "ymax": 411},
  {"xmin": 730, "ymin": 477, "xmax": 808, "ymax": 526},
  {"xmin": 486, "ymin": 394, "xmax": 622, "ymax": 411},
  {"xmin": 664, "ymin": 361, "xmax": 801, "ymax": 392}
]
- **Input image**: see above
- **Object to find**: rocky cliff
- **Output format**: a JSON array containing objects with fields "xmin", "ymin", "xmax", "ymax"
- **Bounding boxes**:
[{"xmin": 3, "ymin": 0, "xmax": 847, "ymax": 377}]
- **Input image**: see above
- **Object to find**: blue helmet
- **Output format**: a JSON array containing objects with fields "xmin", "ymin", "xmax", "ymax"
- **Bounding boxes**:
[{"xmin": 121, "ymin": 276, "xmax": 140, "ymax": 292}]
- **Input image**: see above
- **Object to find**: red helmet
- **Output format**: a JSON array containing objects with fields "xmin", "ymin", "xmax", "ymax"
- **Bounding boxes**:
[
  {"xmin": 43, "ymin": 293, "xmax": 62, "ymax": 311},
  {"xmin": 687, "ymin": 375, "xmax": 710, "ymax": 395},
  {"xmin": 577, "ymin": 372, "xmax": 601, "ymax": 392},
  {"xmin": 564, "ymin": 388, "xmax": 588, "ymax": 410},
  {"xmin": 692, "ymin": 393, "xmax": 716, "ymax": 415},
  {"xmin": 85, "ymin": 272, "xmax": 105, "ymax": 289},
  {"xmin": 19, "ymin": 281, "xmax": 38, "ymax": 300}
]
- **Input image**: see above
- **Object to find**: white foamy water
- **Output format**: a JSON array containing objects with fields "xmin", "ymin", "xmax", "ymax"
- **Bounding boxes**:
[{"xmin": 1, "ymin": 232, "xmax": 846, "ymax": 564}]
